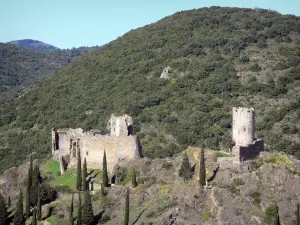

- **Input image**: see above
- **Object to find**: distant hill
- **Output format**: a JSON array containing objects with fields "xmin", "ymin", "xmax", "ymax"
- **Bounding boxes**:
[
  {"xmin": 9, "ymin": 39, "xmax": 59, "ymax": 51},
  {"xmin": 1, "ymin": 6, "xmax": 300, "ymax": 173}
]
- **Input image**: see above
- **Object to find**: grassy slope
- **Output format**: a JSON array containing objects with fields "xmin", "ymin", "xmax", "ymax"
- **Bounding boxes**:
[{"xmin": 1, "ymin": 7, "xmax": 300, "ymax": 172}]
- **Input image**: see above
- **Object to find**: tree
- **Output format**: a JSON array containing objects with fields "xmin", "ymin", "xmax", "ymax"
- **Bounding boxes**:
[
  {"xmin": 124, "ymin": 188, "xmax": 129, "ymax": 225},
  {"xmin": 69, "ymin": 193, "xmax": 74, "ymax": 225},
  {"xmin": 274, "ymin": 204, "xmax": 280, "ymax": 225},
  {"xmin": 102, "ymin": 150, "xmax": 109, "ymax": 187},
  {"xmin": 132, "ymin": 168, "xmax": 137, "ymax": 187},
  {"xmin": 36, "ymin": 184, "xmax": 41, "ymax": 221},
  {"xmin": 101, "ymin": 183, "xmax": 105, "ymax": 196},
  {"xmin": 13, "ymin": 189, "xmax": 24, "ymax": 225},
  {"xmin": 77, "ymin": 192, "xmax": 82, "ymax": 225},
  {"xmin": 297, "ymin": 203, "xmax": 300, "ymax": 225},
  {"xmin": 30, "ymin": 165, "xmax": 41, "ymax": 206},
  {"xmin": 82, "ymin": 158, "xmax": 88, "ymax": 191},
  {"xmin": 29, "ymin": 154, "xmax": 33, "ymax": 187},
  {"xmin": 179, "ymin": 152, "xmax": 192, "ymax": 180},
  {"xmin": 25, "ymin": 167, "xmax": 32, "ymax": 218},
  {"xmin": 199, "ymin": 147, "xmax": 206, "ymax": 186},
  {"xmin": 76, "ymin": 149, "xmax": 82, "ymax": 191},
  {"xmin": 0, "ymin": 192, "xmax": 8, "ymax": 225},
  {"xmin": 32, "ymin": 208, "xmax": 37, "ymax": 225},
  {"xmin": 82, "ymin": 191, "xmax": 94, "ymax": 225}
]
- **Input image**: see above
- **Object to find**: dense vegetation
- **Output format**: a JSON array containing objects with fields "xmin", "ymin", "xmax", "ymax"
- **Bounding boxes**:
[{"xmin": 1, "ymin": 6, "xmax": 300, "ymax": 172}]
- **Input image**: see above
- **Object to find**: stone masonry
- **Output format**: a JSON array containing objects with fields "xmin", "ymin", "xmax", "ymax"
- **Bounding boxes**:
[
  {"xmin": 232, "ymin": 107, "xmax": 264, "ymax": 162},
  {"xmin": 52, "ymin": 114, "xmax": 142, "ymax": 173}
]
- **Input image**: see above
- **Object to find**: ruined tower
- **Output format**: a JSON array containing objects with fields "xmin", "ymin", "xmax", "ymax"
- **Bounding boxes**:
[
  {"xmin": 231, "ymin": 107, "xmax": 264, "ymax": 162},
  {"xmin": 109, "ymin": 114, "xmax": 133, "ymax": 137},
  {"xmin": 232, "ymin": 107, "xmax": 255, "ymax": 146}
]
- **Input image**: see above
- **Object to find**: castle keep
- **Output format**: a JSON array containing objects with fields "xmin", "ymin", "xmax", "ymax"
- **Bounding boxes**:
[
  {"xmin": 232, "ymin": 107, "xmax": 264, "ymax": 162},
  {"xmin": 52, "ymin": 114, "xmax": 142, "ymax": 173}
]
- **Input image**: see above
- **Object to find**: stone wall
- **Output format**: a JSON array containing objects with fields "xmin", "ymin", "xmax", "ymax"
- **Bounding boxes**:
[
  {"xmin": 52, "ymin": 114, "xmax": 141, "ymax": 173},
  {"xmin": 232, "ymin": 139, "xmax": 264, "ymax": 161}
]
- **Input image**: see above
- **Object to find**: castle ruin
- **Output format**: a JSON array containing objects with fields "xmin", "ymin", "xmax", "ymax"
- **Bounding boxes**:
[
  {"xmin": 231, "ymin": 107, "xmax": 264, "ymax": 162},
  {"xmin": 52, "ymin": 114, "xmax": 142, "ymax": 173}
]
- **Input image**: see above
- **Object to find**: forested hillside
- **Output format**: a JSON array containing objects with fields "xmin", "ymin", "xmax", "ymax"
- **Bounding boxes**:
[
  {"xmin": 9, "ymin": 39, "xmax": 59, "ymax": 51},
  {"xmin": 1, "ymin": 6, "xmax": 300, "ymax": 172}
]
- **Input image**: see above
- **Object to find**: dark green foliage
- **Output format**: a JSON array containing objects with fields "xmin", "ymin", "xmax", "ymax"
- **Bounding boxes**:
[
  {"xmin": 25, "ymin": 165, "xmax": 32, "ymax": 218},
  {"xmin": 69, "ymin": 193, "xmax": 74, "ymax": 225},
  {"xmin": 30, "ymin": 165, "xmax": 41, "ymax": 206},
  {"xmin": 82, "ymin": 158, "xmax": 88, "ymax": 191},
  {"xmin": 32, "ymin": 208, "xmax": 37, "ymax": 225},
  {"xmin": 102, "ymin": 151, "xmax": 109, "ymax": 187},
  {"xmin": 0, "ymin": 193, "xmax": 8, "ymax": 225},
  {"xmin": 199, "ymin": 147, "xmax": 206, "ymax": 186},
  {"xmin": 40, "ymin": 183, "xmax": 57, "ymax": 204},
  {"xmin": 124, "ymin": 188, "xmax": 129, "ymax": 225},
  {"xmin": 2, "ymin": 7, "xmax": 300, "ymax": 173},
  {"xmin": 82, "ymin": 191, "xmax": 94, "ymax": 225},
  {"xmin": 13, "ymin": 189, "xmax": 24, "ymax": 225},
  {"xmin": 297, "ymin": 203, "xmax": 300, "ymax": 225},
  {"xmin": 77, "ymin": 150, "xmax": 82, "ymax": 191},
  {"xmin": 179, "ymin": 152, "xmax": 193, "ymax": 181},
  {"xmin": 36, "ymin": 184, "xmax": 41, "ymax": 221},
  {"xmin": 77, "ymin": 192, "xmax": 82, "ymax": 225},
  {"xmin": 132, "ymin": 168, "xmax": 137, "ymax": 187}
]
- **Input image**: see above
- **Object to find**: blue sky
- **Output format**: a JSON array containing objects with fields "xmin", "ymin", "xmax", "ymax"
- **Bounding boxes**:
[{"xmin": 0, "ymin": 0, "xmax": 299, "ymax": 49}]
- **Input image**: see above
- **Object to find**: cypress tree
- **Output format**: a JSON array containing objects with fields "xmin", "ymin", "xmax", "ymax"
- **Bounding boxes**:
[
  {"xmin": 274, "ymin": 204, "xmax": 280, "ymax": 225},
  {"xmin": 30, "ymin": 165, "xmax": 41, "ymax": 206},
  {"xmin": 124, "ymin": 188, "xmax": 129, "ymax": 225},
  {"xmin": 32, "ymin": 208, "xmax": 37, "ymax": 225},
  {"xmin": 101, "ymin": 183, "xmax": 105, "ymax": 196},
  {"xmin": 7, "ymin": 196, "xmax": 11, "ymax": 208},
  {"xmin": 69, "ymin": 193, "xmax": 74, "ymax": 225},
  {"xmin": 102, "ymin": 150, "xmax": 109, "ymax": 187},
  {"xmin": 13, "ymin": 189, "xmax": 24, "ymax": 225},
  {"xmin": 297, "ymin": 203, "xmax": 300, "ymax": 225},
  {"xmin": 0, "ymin": 192, "xmax": 8, "ymax": 225},
  {"xmin": 77, "ymin": 192, "xmax": 82, "ymax": 225},
  {"xmin": 132, "ymin": 168, "xmax": 137, "ymax": 187},
  {"xmin": 179, "ymin": 152, "xmax": 192, "ymax": 180},
  {"xmin": 82, "ymin": 158, "xmax": 88, "ymax": 191},
  {"xmin": 82, "ymin": 191, "xmax": 94, "ymax": 225},
  {"xmin": 25, "ymin": 168, "xmax": 31, "ymax": 218},
  {"xmin": 76, "ymin": 150, "xmax": 82, "ymax": 191},
  {"xmin": 199, "ymin": 147, "xmax": 206, "ymax": 186},
  {"xmin": 36, "ymin": 184, "xmax": 41, "ymax": 221},
  {"xmin": 29, "ymin": 154, "xmax": 33, "ymax": 187}
]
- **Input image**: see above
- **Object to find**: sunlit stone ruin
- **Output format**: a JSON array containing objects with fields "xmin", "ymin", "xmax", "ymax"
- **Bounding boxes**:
[
  {"xmin": 51, "ymin": 114, "xmax": 142, "ymax": 174},
  {"xmin": 232, "ymin": 107, "xmax": 264, "ymax": 162}
]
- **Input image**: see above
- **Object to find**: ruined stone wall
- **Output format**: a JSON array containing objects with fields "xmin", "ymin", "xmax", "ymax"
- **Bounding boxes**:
[
  {"xmin": 232, "ymin": 107, "xmax": 255, "ymax": 146},
  {"xmin": 232, "ymin": 139, "xmax": 264, "ymax": 161},
  {"xmin": 52, "ymin": 119, "xmax": 141, "ymax": 173}
]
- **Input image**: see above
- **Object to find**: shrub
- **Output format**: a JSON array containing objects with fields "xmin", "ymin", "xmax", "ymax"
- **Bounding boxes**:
[
  {"xmin": 232, "ymin": 178, "xmax": 245, "ymax": 186},
  {"xmin": 265, "ymin": 153, "xmax": 292, "ymax": 164}
]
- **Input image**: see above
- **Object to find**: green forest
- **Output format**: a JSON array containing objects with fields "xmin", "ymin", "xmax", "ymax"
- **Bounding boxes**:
[{"xmin": 1, "ymin": 6, "xmax": 300, "ymax": 172}]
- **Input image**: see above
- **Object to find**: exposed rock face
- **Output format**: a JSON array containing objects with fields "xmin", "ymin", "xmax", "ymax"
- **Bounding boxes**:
[{"xmin": 160, "ymin": 66, "xmax": 172, "ymax": 79}]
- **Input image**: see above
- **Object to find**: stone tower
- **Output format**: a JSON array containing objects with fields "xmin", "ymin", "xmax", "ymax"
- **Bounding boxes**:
[
  {"xmin": 109, "ymin": 114, "xmax": 133, "ymax": 137},
  {"xmin": 232, "ymin": 107, "xmax": 255, "ymax": 146},
  {"xmin": 231, "ymin": 107, "xmax": 263, "ymax": 162}
]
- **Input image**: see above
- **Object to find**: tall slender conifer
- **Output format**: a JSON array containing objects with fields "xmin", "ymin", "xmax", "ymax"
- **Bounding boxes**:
[{"xmin": 102, "ymin": 150, "xmax": 109, "ymax": 187}]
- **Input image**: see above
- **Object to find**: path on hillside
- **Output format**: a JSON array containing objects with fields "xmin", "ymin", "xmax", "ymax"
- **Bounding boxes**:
[{"xmin": 210, "ymin": 187, "xmax": 223, "ymax": 225}]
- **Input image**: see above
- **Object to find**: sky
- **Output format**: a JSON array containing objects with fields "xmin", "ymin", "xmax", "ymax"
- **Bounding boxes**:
[{"xmin": 1, "ymin": 0, "xmax": 300, "ymax": 49}]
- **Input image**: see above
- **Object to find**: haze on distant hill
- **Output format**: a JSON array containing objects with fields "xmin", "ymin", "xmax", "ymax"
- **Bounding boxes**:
[{"xmin": 9, "ymin": 39, "xmax": 59, "ymax": 51}]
